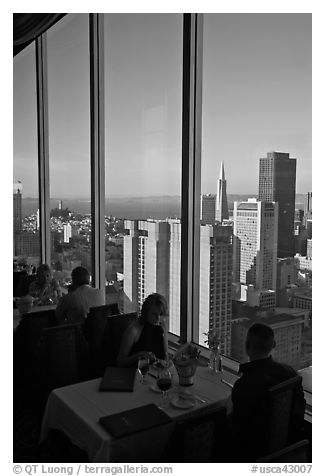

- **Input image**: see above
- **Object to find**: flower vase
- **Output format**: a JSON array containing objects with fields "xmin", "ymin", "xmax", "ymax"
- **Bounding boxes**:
[{"xmin": 208, "ymin": 348, "xmax": 220, "ymax": 373}]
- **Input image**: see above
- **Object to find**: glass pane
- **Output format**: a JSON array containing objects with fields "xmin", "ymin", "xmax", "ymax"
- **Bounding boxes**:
[
  {"xmin": 199, "ymin": 13, "xmax": 312, "ymax": 371},
  {"xmin": 104, "ymin": 14, "xmax": 182, "ymax": 331},
  {"xmin": 47, "ymin": 14, "xmax": 91, "ymax": 291},
  {"xmin": 13, "ymin": 42, "xmax": 40, "ymax": 278}
]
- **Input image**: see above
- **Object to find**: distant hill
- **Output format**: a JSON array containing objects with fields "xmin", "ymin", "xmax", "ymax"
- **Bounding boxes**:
[{"xmin": 21, "ymin": 194, "xmax": 309, "ymax": 220}]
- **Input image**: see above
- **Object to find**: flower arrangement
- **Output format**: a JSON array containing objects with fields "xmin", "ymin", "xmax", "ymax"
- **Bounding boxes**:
[
  {"xmin": 173, "ymin": 342, "xmax": 201, "ymax": 365},
  {"xmin": 203, "ymin": 329, "xmax": 220, "ymax": 351},
  {"xmin": 173, "ymin": 343, "xmax": 205, "ymax": 385}
]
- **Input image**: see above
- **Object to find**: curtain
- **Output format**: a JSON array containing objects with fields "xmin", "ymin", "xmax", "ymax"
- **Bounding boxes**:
[{"xmin": 13, "ymin": 13, "xmax": 66, "ymax": 56}]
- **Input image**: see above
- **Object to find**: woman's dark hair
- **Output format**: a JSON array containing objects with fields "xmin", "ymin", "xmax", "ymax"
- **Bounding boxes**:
[
  {"xmin": 141, "ymin": 293, "xmax": 168, "ymax": 322},
  {"xmin": 71, "ymin": 266, "xmax": 90, "ymax": 287}
]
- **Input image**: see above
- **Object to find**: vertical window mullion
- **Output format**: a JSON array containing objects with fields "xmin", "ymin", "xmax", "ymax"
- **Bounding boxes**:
[
  {"xmin": 35, "ymin": 34, "xmax": 50, "ymax": 265},
  {"xmin": 89, "ymin": 13, "xmax": 106, "ymax": 294},
  {"xmin": 180, "ymin": 14, "xmax": 203, "ymax": 343}
]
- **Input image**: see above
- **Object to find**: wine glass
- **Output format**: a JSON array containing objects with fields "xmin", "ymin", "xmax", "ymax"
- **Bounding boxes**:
[
  {"xmin": 138, "ymin": 358, "xmax": 150, "ymax": 384},
  {"xmin": 157, "ymin": 367, "xmax": 172, "ymax": 409}
]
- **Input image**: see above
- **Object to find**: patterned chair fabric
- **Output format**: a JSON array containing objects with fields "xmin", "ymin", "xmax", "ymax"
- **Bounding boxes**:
[
  {"xmin": 42, "ymin": 323, "xmax": 89, "ymax": 390},
  {"xmin": 266, "ymin": 376, "xmax": 305, "ymax": 453},
  {"xmin": 100, "ymin": 312, "xmax": 138, "ymax": 368},
  {"xmin": 83, "ymin": 303, "xmax": 120, "ymax": 376},
  {"xmin": 164, "ymin": 404, "xmax": 227, "ymax": 462},
  {"xmin": 14, "ymin": 308, "xmax": 58, "ymax": 380}
]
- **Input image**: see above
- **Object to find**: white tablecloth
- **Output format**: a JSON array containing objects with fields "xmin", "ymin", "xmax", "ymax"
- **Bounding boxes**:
[{"xmin": 40, "ymin": 366, "xmax": 231, "ymax": 462}]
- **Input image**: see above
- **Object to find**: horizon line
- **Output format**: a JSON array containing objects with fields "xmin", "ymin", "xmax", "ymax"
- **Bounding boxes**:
[{"xmin": 20, "ymin": 192, "xmax": 311, "ymax": 200}]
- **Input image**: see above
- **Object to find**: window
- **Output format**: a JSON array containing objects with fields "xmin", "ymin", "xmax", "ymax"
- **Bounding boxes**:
[
  {"xmin": 47, "ymin": 14, "xmax": 91, "ymax": 290},
  {"xmin": 13, "ymin": 13, "xmax": 311, "ymax": 372},
  {"xmin": 13, "ymin": 42, "xmax": 40, "ymax": 269},
  {"xmin": 104, "ymin": 14, "xmax": 182, "ymax": 330}
]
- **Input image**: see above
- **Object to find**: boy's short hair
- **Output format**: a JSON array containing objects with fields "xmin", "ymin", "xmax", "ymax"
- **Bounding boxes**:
[
  {"xmin": 246, "ymin": 323, "xmax": 275, "ymax": 354},
  {"xmin": 71, "ymin": 266, "xmax": 90, "ymax": 287}
]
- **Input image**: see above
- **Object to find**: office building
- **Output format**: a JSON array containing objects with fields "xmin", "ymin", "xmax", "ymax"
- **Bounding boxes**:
[
  {"xmin": 199, "ymin": 224, "xmax": 232, "ymax": 354},
  {"xmin": 231, "ymin": 314, "xmax": 304, "ymax": 369},
  {"xmin": 307, "ymin": 239, "xmax": 312, "ymax": 259},
  {"xmin": 258, "ymin": 151, "xmax": 296, "ymax": 258},
  {"xmin": 246, "ymin": 286, "xmax": 276, "ymax": 310},
  {"xmin": 306, "ymin": 219, "xmax": 312, "ymax": 239},
  {"xmin": 294, "ymin": 254, "xmax": 312, "ymax": 272},
  {"xmin": 169, "ymin": 220, "xmax": 181, "ymax": 335},
  {"xmin": 304, "ymin": 192, "xmax": 312, "ymax": 225},
  {"xmin": 63, "ymin": 223, "xmax": 72, "ymax": 243},
  {"xmin": 15, "ymin": 232, "xmax": 40, "ymax": 258},
  {"xmin": 13, "ymin": 181, "xmax": 23, "ymax": 234},
  {"xmin": 123, "ymin": 219, "xmax": 170, "ymax": 314},
  {"xmin": 292, "ymin": 289, "xmax": 312, "ymax": 312},
  {"xmin": 13, "ymin": 181, "xmax": 23, "ymax": 256},
  {"xmin": 200, "ymin": 194, "xmax": 216, "ymax": 225},
  {"xmin": 233, "ymin": 198, "xmax": 278, "ymax": 290},
  {"xmin": 276, "ymin": 257, "xmax": 297, "ymax": 289}
]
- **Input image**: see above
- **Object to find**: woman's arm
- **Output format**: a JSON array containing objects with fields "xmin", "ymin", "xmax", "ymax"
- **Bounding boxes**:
[
  {"xmin": 160, "ymin": 314, "xmax": 169, "ymax": 359},
  {"xmin": 116, "ymin": 323, "xmax": 154, "ymax": 367}
]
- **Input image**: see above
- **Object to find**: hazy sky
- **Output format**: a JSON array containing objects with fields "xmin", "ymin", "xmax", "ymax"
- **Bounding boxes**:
[{"xmin": 13, "ymin": 13, "xmax": 311, "ymax": 198}]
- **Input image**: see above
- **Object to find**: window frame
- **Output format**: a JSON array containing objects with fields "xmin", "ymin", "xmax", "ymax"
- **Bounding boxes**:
[{"xmin": 21, "ymin": 12, "xmax": 204, "ymax": 346}]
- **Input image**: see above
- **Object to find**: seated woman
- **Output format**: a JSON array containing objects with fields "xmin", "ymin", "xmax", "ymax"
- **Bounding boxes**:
[
  {"xmin": 117, "ymin": 293, "xmax": 169, "ymax": 367},
  {"xmin": 28, "ymin": 264, "xmax": 62, "ymax": 306}
]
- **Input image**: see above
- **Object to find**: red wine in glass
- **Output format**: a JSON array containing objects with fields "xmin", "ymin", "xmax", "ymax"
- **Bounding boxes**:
[{"xmin": 157, "ymin": 378, "xmax": 172, "ymax": 392}]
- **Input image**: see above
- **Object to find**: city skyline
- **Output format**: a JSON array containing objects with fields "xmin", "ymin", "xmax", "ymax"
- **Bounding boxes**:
[{"xmin": 13, "ymin": 13, "xmax": 312, "ymax": 198}]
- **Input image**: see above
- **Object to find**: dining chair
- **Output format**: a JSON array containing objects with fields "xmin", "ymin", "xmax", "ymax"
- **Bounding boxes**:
[
  {"xmin": 42, "ymin": 323, "xmax": 89, "ymax": 390},
  {"xmin": 100, "ymin": 312, "xmax": 138, "ymax": 368},
  {"xmin": 229, "ymin": 374, "xmax": 306, "ymax": 462},
  {"xmin": 14, "ymin": 308, "xmax": 58, "ymax": 374},
  {"xmin": 82, "ymin": 303, "xmax": 120, "ymax": 376},
  {"xmin": 265, "ymin": 375, "xmax": 306, "ymax": 454},
  {"xmin": 256, "ymin": 439, "xmax": 309, "ymax": 463},
  {"xmin": 163, "ymin": 404, "xmax": 227, "ymax": 462}
]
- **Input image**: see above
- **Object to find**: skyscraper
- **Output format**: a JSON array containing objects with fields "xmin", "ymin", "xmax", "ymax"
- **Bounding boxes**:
[
  {"xmin": 13, "ymin": 181, "xmax": 22, "ymax": 234},
  {"xmin": 169, "ymin": 219, "xmax": 181, "ymax": 335},
  {"xmin": 233, "ymin": 198, "xmax": 278, "ymax": 290},
  {"xmin": 64, "ymin": 223, "xmax": 72, "ymax": 243},
  {"xmin": 200, "ymin": 194, "xmax": 216, "ymax": 225},
  {"xmin": 123, "ymin": 219, "xmax": 170, "ymax": 313},
  {"xmin": 216, "ymin": 161, "xmax": 229, "ymax": 222},
  {"xmin": 258, "ymin": 151, "xmax": 296, "ymax": 258},
  {"xmin": 13, "ymin": 181, "xmax": 23, "ymax": 256},
  {"xmin": 200, "ymin": 162, "xmax": 229, "ymax": 225},
  {"xmin": 304, "ymin": 192, "xmax": 312, "ymax": 225},
  {"xmin": 199, "ymin": 224, "xmax": 233, "ymax": 354}
]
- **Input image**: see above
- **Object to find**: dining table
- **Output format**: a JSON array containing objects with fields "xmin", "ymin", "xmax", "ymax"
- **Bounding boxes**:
[{"xmin": 39, "ymin": 365, "xmax": 233, "ymax": 463}]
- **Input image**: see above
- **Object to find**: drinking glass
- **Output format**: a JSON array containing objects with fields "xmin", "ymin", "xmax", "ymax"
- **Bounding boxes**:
[
  {"xmin": 157, "ymin": 367, "xmax": 172, "ymax": 408},
  {"xmin": 138, "ymin": 358, "xmax": 150, "ymax": 384}
]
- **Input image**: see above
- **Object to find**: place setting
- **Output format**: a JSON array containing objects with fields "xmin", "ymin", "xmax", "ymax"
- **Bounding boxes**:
[{"xmin": 144, "ymin": 345, "xmax": 210, "ymax": 410}]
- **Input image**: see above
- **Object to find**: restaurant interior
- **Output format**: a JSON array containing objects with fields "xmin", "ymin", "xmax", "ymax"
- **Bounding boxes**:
[{"xmin": 13, "ymin": 13, "xmax": 312, "ymax": 464}]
